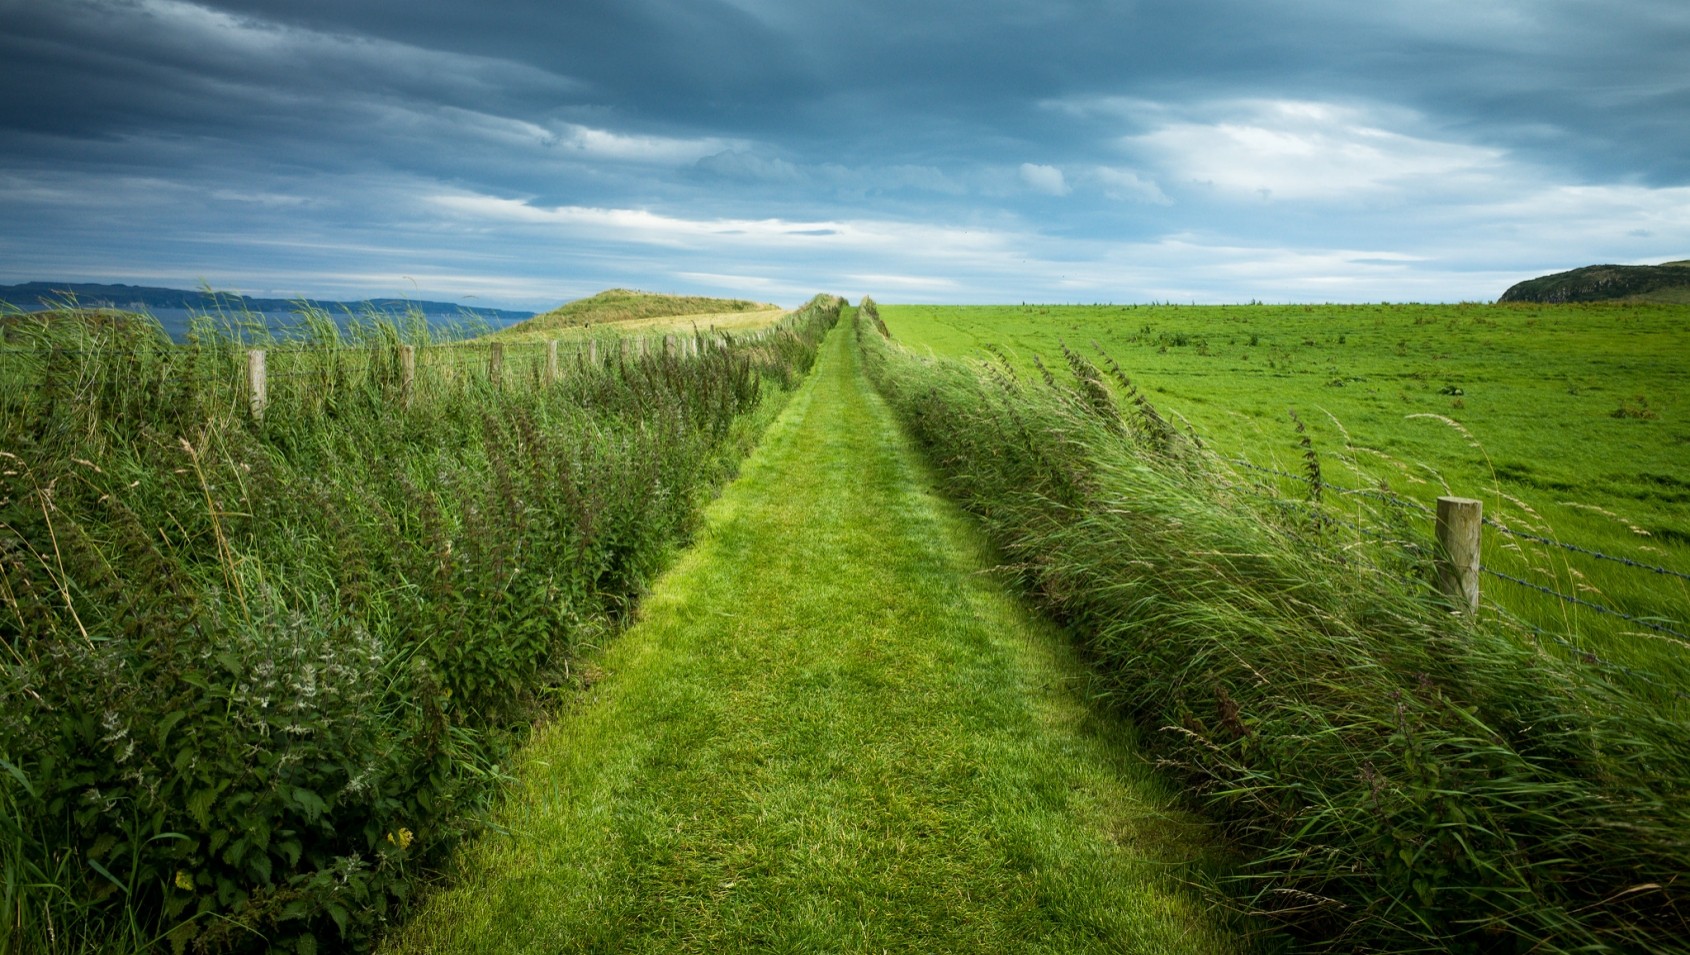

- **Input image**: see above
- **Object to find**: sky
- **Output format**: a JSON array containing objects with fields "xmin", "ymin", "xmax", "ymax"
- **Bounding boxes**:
[{"xmin": 2, "ymin": 0, "xmax": 1688, "ymax": 311}]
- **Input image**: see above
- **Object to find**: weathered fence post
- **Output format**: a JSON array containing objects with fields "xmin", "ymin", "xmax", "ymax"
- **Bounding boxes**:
[
  {"xmin": 247, "ymin": 349, "xmax": 267, "ymax": 420},
  {"xmin": 664, "ymin": 333, "xmax": 675, "ymax": 358},
  {"xmin": 1436, "ymin": 496, "xmax": 1483, "ymax": 612},
  {"xmin": 588, "ymin": 339, "xmax": 599, "ymax": 366},
  {"xmin": 618, "ymin": 338, "xmax": 629, "ymax": 361},
  {"xmin": 488, "ymin": 341, "xmax": 504, "ymax": 387},
  {"xmin": 545, "ymin": 339, "xmax": 559, "ymax": 386}
]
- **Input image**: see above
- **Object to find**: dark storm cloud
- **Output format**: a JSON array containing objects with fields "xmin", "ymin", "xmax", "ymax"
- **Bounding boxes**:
[
  {"xmin": 16, "ymin": 0, "xmax": 1683, "ymax": 177},
  {"xmin": 0, "ymin": 0, "xmax": 1686, "ymax": 307}
]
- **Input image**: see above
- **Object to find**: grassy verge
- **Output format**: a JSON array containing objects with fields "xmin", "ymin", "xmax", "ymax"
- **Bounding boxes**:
[
  {"xmin": 0, "ymin": 296, "xmax": 840, "ymax": 953},
  {"xmin": 383, "ymin": 310, "xmax": 1245, "ymax": 954},
  {"xmin": 878, "ymin": 301, "xmax": 1690, "ymax": 728},
  {"xmin": 858, "ymin": 298, "xmax": 1690, "ymax": 953}
]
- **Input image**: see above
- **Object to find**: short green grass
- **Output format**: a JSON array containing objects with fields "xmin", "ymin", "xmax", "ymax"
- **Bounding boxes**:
[
  {"xmin": 383, "ymin": 314, "xmax": 1245, "ymax": 954},
  {"xmin": 880, "ymin": 301, "xmax": 1690, "ymax": 684}
]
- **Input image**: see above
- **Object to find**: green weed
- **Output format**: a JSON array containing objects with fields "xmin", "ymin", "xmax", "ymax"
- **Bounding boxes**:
[{"xmin": 0, "ymin": 297, "xmax": 842, "ymax": 952}]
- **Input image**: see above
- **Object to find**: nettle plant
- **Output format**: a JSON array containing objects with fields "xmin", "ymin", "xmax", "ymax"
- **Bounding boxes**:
[{"xmin": 0, "ymin": 296, "xmax": 843, "ymax": 953}]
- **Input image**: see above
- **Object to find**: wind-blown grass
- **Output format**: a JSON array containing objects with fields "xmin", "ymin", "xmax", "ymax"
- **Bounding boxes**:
[
  {"xmin": 384, "ymin": 307, "xmax": 1244, "ymax": 955},
  {"xmin": 857, "ymin": 298, "xmax": 1690, "ymax": 953},
  {"xmin": 0, "ymin": 296, "xmax": 841, "ymax": 953},
  {"xmin": 874, "ymin": 300, "xmax": 1690, "ymax": 683}
]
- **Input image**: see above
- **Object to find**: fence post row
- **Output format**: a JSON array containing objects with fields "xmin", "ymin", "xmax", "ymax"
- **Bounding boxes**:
[
  {"xmin": 1436, "ymin": 496, "xmax": 1483, "ymax": 612},
  {"xmin": 240, "ymin": 324, "xmax": 739, "ymax": 422}
]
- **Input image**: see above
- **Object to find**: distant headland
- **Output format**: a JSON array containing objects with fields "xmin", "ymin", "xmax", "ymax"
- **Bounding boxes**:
[
  {"xmin": 0, "ymin": 281, "xmax": 535, "ymax": 322},
  {"xmin": 1499, "ymin": 260, "xmax": 1690, "ymax": 304}
]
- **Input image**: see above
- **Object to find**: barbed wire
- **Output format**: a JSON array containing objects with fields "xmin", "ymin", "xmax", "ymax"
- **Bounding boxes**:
[
  {"xmin": 1482, "ymin": 567, "xmax": 1689, "ymax": 640},
  {"xmin": 1484, "ymin": 599, "xmax": 1690, "ymax": 701},
  {"xmin": 1231, "ymin": 468, "xmax": 1690, "ymax": 649},
  {"xmin": 1229, "ymin": 458, "xmax": 1435, "ymax": 514},
  {"xmin": 1482, "ymin": 517, "xmax": 1690, "ymax": 583},
  {"xmin": 1237, "ymin": 458, "xmax": 1690, "ymax": 581}
]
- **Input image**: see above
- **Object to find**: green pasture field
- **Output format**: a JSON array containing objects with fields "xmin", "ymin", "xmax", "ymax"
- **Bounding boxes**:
[{"xmin": 880, "ymin": 301, "xmax": 1690, "ymax": 690}]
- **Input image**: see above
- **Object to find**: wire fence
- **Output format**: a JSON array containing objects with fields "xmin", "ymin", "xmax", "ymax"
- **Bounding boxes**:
[
  {"xmin": 0, "ymin": 324, "xmax": 791, "ymax": 395},
  {"xmin": 1480, "ymin": 566, "xmax": 1689, "ymax": 641},
  {"xmin": 1483, "ymin": 598, "xmax": 1690, "ymax": 702},
  {"xmin": 1224, "ymin": 448, "xmax": 1690, "ymax": 696},
  {"xmin": 1481, "ymin": 517, "xmax": 1690, "ymax": 583}
]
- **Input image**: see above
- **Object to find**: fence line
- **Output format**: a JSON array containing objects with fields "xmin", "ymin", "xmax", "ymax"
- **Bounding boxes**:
[
  {"xmin": 1482, "ymin": 517, "xmax": 1690, "ymax": 583},
  {"xmin": 1485, "ymin": 599, "xmax": 1690, "ymax": 701},
  {"xmin": 1230, "ymin": 456, "xmax": 1689, "ymax": 653},
  {"xmin": 1230, "ymin": 458, "xmax": 1435, "ymax": 514},
  {"xmin": 1482, "ymin": 567, "xmax": 1690, "ymax": 641},
  {"xmin": 1233, "ymin": 455, "xmax": 1684, "ymax": 587}
]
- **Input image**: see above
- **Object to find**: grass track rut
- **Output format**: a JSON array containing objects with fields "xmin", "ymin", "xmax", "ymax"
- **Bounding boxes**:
[{"xmin": 385, "ymin": 312, "xmax": 1241, "ymax": 954}]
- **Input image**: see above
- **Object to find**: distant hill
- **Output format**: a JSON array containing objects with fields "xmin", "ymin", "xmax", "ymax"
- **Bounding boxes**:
[
  {"xmin": 498, "ymin": 288, "xmax": 778, "ymax": 337},
  {"xmin": 1498, "ymin": 261, "xmax": 1690, "ymax": 304},
  {"xmin": 0, "ymin": 281, "xmax": 535, "ymax": 322}
]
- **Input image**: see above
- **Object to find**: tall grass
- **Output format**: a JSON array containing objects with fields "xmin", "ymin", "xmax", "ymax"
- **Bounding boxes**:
[
  {"xmin": 0, "ymin": 296, "xmax": 842, "ymax": 953},
  {"xmin": 857, "ymin": 298, "xmax": 1690, "ymax": 953}
]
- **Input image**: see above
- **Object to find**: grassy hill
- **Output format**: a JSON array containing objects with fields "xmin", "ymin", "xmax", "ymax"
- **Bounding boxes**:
[
  {"xmin": 1498, "ymin": 260, "xmax": 1690, "ymax": 303},
  {"xmin": 495, "ymin": 289, "xmax": 781, "ymax": 339}
]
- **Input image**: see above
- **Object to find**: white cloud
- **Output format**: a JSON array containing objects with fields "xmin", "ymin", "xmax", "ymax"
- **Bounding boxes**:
[
  {"xmin": 695, "ymin": 150, "xmax": 807, "ymax": 183},
  {"xmin": 553, "ymin": 124, "xmax": 737, "ymax": 164},
  {"xmin": 424, "ymin": 191, "xmax": 1008, "ymax": 252},
  {"xmin": 842, "ymin": 273, "xmax": 961, "ymax": 290},
  {"xmin": 673, "ymin": 271, "xmax": 783, "ymax": 291},
  {"xmin": 209, "ymin": 189, "xmax": 315, "ymax": 208},
  {"xmin": 1019, "ymin": 163, "xmax": 1071, "ymax": 196},
  {"xmin": 1127, "ymin": 100, "xmax": 1506, "ymax": 200},
  {"xmin": 1092, "ymin": 167, "xmax": 1171, "ymax": 204}
]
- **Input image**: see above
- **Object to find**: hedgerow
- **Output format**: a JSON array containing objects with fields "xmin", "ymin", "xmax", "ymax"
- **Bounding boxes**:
[
  {"xmin": 0, "ymin": 296, "xmax": 841, "ymax": 953},
  {"xmin": 857, "ymin": 298, "xmax": 1689, "ymax": 954}
]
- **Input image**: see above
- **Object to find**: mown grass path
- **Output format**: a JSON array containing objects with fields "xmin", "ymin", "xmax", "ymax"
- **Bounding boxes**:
[{"xmin": 386, "ymin": 314, "xmax": 1240, "ymax": 954}]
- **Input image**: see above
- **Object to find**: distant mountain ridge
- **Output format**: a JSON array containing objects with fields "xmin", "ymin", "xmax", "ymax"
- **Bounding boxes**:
[
  {"xmin": 1498, "ymin": 260, "xmax": 1690, "ymax": 304},
  {"xmin": 0, "ymin": 281, "xmax": 535, "ymax": 321}
]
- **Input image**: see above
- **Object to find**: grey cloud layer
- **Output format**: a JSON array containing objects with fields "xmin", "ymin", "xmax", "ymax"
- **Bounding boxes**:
[{"xmin": 1, "ymin": 0, "xmax": 1686, "ymax": 306}]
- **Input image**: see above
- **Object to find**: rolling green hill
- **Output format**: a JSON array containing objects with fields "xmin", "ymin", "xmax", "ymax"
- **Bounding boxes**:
[
  {"xmin": 498, "ymin": 288, "xmax": 778, "ymax": 337},
  {"xmin": 1498, "ymin": 260, "xmax": 1690, "ymax": 303}
]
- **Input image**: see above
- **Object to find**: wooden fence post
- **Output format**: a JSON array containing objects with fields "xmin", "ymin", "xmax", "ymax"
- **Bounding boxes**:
[
  {"xmin": 664, "ymin": 333, "xmax": 675, "ymax": 358},
  {"xmin": 545, "ymin": 340, "xmax": 559, "ymax": 386},
  {"xmin": 588, "ymin": 339, "xmax": 599, "ymax": 366},
  {"xmin": 488, "ymin": 342, "xmax": 504, "ymax": 387},
  {"xmin": 399, "ymin": 344, "xmax": 415, "ymax": 408},
  {"xmin": 1436, "ymin": 496, "xmax": 1483, "ymax": 612},
  {"xmin": 247, "ymin": 349, "xmax": 267, "ymax": 420}
]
